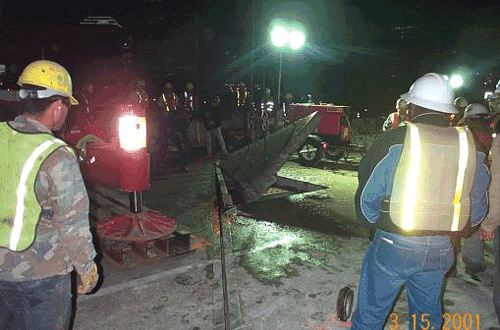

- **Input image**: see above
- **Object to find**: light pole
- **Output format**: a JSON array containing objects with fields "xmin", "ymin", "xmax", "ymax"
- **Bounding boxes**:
[{"xmin": 270, "ymin": 21, "xmax": 306, "ymax": 128}]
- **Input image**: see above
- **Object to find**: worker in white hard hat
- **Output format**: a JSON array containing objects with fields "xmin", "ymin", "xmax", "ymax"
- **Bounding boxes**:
[
  {"xmin": 352, "ymin": 73, "xmax": 489, "ymax": 330},
  {"xmin": 480, "ymin": 78, "xmax": 500, "ymax": 325},
  {"xmin": 444, "ymin": 103, "xmax": 494, "ymax": 279},
  {"xmin": 449, "ymin": 96, "xmax": 468, "ymax": 126},
  {"xmin": 458, "ymin": 103, "xmax": 492, "ymax": 153},
  {"xmin": 382, "ymin": 98, "xmax": 409, "ymax": 131}
]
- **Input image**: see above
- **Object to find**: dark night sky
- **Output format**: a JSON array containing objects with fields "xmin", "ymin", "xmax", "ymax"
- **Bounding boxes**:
[
  {"xmin": 2, "ymin": 0, "xmax": 498, "ymax": 37},
  {"xmin": 2, "ymin": 0, "xmax": 500, "ymax": 109},
  {"xmin": 2, "ymin": 0, "xmax": 499, "ymax": 55}
]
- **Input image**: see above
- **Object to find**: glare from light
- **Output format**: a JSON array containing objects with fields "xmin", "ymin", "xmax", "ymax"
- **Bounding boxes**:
[
  {"xmin": 118, "ymin": 115, "xmax": 147, "ymax": 151},
  {"xmin": 271, "ymin": 25, "xmax": 288, "ymax": 48},
  {"xmin": 450, "ymin": 74, "xmax": 464, "ymax": 89},
  {"xmin": 270, "ymin": 20, "xmax": 306, "ymax": 51},
  {"xmin": 289, "ymin": 30, "xmax": 305, "ymax": 50}
]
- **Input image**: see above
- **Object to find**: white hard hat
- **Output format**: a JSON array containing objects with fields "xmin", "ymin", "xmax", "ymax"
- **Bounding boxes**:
[
  {"xmin": 396, "ymin": 98, "xmax": 408, "ymax": 110},
  {"xmin": 454, "ymin": 96, "xmax": 468, "ymax": 109},
  {"xmin": 400, "ymin": 73, "xmax": 457, "ymax": 114},
  {"xmin": 463, "ymin": 103, "xmax": 489, "ymax": 119}
]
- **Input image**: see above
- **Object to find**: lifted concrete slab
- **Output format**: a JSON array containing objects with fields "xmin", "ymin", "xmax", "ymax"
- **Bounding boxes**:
[{"xmin": 220, "ymin": 112, "xmax": 321, "ymax": 204}]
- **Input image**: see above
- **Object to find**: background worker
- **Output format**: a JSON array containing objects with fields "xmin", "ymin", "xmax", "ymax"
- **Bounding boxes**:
[
  {"xmin": 487, "ymin": 80, "xmax": 500, "ymax": 132},
  {"xmin": 182, "ymin": 81, "xmax": 199, "ymax": 148},
  {"xmin": 128, "ymin": 79, "xmax": 156, "ymax": 152},
  {"xmin": 450, "ymin": 96, "xmax": 469, "ymax": 126},
  {"xmin": 382, "ymin": 97, "xmax": 409, "ymax": 131},
  {"xmin": 448, "ymin": 103, "xmax": 494, "ymax": 279},
  {"xmin": 200, "ymin": 89, "xmax": 228, "ymax": 158},
  {"xmin": 156, "ymin": 80, "xmax": 189, "ymax": 172},
  {"xmin": 479, "ymin": 134, "xmax": 500, "ymax": 325},
  {"xmin": 250, "ymin": 83, "xmax": 264, "ymax": 141},
  {"xmin": 262, "ymin": 87, "xmax": 275, "ymax": 132},
  {"xmin": 159, "ymin": 80, "xmax": 189, "ymax": 172},
  {"xmin": 235, "ymin": 80, "xmax": 251, "ymax": 129},
  {"xmin": 0, "ymin": 60, "xmax": 98, "ymax": 330},
  {"xmin": 352, "ymin": 73, "xmax": 490, "ymax": 330},
  {"xmin": 458, "ymin": 103, "xmax": 493, "ymax": 153}
]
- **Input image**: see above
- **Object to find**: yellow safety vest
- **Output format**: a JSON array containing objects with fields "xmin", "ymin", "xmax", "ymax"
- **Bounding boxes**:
[
  {"xmin": 389, "ymin": 122, "xmax": 476, "ymax": 232},
  {"xmin": 0, "ymin": 123, "xmax": 72, "ymax": 251}
]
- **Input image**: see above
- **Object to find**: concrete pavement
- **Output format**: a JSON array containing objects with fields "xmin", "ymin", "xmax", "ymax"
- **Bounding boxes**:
[{"xmin": 72, "ymin": 158, "xmax": 500, "ymax": 330}]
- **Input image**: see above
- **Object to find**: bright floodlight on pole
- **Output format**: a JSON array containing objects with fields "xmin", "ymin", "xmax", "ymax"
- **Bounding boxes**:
[
  {"xmin": 270, "ymin": 20, "xmax": 306, "ymax": 128},
  {"xmin": 450, "ymin": 74, "xmax": 464, "ymax": 89},
  {"xmin": 289, "ymin": 30, "xmax": 306, "ymax": 50},
  {"xmin": 271, "ymin": 25, "xmax": 288, "ymax": 48}
]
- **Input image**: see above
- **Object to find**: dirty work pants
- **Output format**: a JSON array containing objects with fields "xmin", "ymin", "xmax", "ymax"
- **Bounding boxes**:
[
  {"xmin": 351, "ymin": 229, "xmax": 454, "ymax": 330},
  {"xmin": 0, "ymin": 274, "xmax": 72, "ymax": 330},
  {"xmin": 206, "ymin": 126, "xmax": 228, "ymax": 156},
  {"xmin": 462, "ymin": 230, "xmax": 486, "ymax": 273}
]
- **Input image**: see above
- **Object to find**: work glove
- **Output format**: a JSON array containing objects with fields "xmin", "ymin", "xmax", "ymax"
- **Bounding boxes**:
[{"xmin": 77, "ymin": 262, "xmax": 99, "ymax": 294}]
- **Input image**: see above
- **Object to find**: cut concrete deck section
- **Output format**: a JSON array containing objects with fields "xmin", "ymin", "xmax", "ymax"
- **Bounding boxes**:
[{"xmin": 220, "ymin": 112, "xmax": 321, "ymax": 204}]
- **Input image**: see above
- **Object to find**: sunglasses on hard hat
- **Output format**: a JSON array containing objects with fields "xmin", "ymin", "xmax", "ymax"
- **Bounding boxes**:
[{"xmin": 19, "ymin": 88, "xmax": 71, "ymax": 103}]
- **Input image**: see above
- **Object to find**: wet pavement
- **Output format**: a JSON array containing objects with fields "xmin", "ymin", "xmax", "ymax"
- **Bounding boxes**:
[{"xmin": 72, "ymin": 154, "xmax": 500, "ymax": 330}]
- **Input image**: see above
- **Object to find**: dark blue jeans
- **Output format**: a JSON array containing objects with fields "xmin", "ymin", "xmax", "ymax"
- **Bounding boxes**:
[
  {"xmin": 351, "ymin": 229, "xmax": 454, "ymax": 330},
  {"xmin": 493, "ymin": 227, "xmax": 500, "ymax": 325},
  {"xmin": 0, "ymin": 274, "xmax": 72, "ymax": 330}
]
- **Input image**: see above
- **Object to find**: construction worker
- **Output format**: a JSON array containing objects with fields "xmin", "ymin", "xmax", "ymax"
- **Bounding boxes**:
[
  {"xmin": 382, "ymin": 98, "xmax": 409, "ymax": 131},
  {"xmin": 458, "ymin": 103, "xmax": 493, "ymax": 154},
  {"xmin": 449, "ymin": 96, "xmax": 468, "ymax": 126},
  {"xmin": 487, "ymin": 81, "xmax": 500, "ymax": 133},
  {"xmin": 200, "ymin": 89, "xmax": 228, "ymax": 158},
  {"xmin": 182, "ymin": 81, "xmax": 198, "ymax": 119},
  {"xmin": 480, "ymin": 134, "xmax": 500, "ymax": 325},
  {"xmin": 158, "ymin": 81, "xmax": 180, "ymax": 115},
  {"xmin": 250, "ymin": 83, "xmax": 264, "ymax": 141},
  {"xmin": 251, "ymin": 83, "xmax": 264, "ymax": 119},
  {"xmin": 235, "ymin": 80, "xmax": 250, "ymax": 128},
  {"xmin": 159, "ymin": 81, "xmax": 189, "ymax": 172},
  {"xmin": 445, "ymin": 103, "xmax": 494, "ymax": 278},
  {"xmin": 483, "ymin": 78, "xmax": 500, "ymax": 324},
  {"xmin": 263, "ymin": 87, "xmax": 275, "ymax": 132},
  {"xmin": 352, "ymin": 73, "xmax": 490, "ymax": 330},
  {"xmin": 156, "ymin": 80, "xmax": 189, "ymax": 172},
  {"xmin": 175, "ymin": 81, "xmax": 198, "ymax": 171},
  {"xmin": 128, "ymin": 79, "xmax": 149, "ymax": 109},
  {"xmin": 0, "ymin": 60, "xmax": 98, "ymax": 329}
]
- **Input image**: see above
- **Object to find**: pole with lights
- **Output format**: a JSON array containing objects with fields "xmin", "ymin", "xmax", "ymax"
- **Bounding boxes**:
[{"xmin": 270, "ymin": 21, "xmax": 306, "ymax": 128}]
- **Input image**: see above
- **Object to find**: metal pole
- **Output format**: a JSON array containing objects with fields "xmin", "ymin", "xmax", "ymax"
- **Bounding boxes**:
[
  {"xmin": 129, "ymin": 191, "xmax": 142, "ymax": 213},
  {"xmin": 277, "ymin": 51, "xmax": 284, "ymax": 128}
]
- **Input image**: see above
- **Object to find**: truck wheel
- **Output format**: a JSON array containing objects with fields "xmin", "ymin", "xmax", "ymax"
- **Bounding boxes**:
[
  {"xmin": 337, "ymin": 286, "xmax": 355, "ymax": 322},
  {"xmin": 325, "ymin": 147, "xmax": 345, "ymax": 161},
  {"xmin": 298, "ymin": 137, "xmax": 324, "ymax": 167}
]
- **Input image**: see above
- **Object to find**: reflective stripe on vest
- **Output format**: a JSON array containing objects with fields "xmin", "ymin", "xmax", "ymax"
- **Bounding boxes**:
[
  {"xmin": 11, "ymin": 139, "xmax": 59, "ymax": 250},
  {"xmin": 0, "ymin": 123, "xmax": 72, "ymax": 251},
  {"xmin": 389, "ymin": 122, "xmax": 476, "ymax": 232}
]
